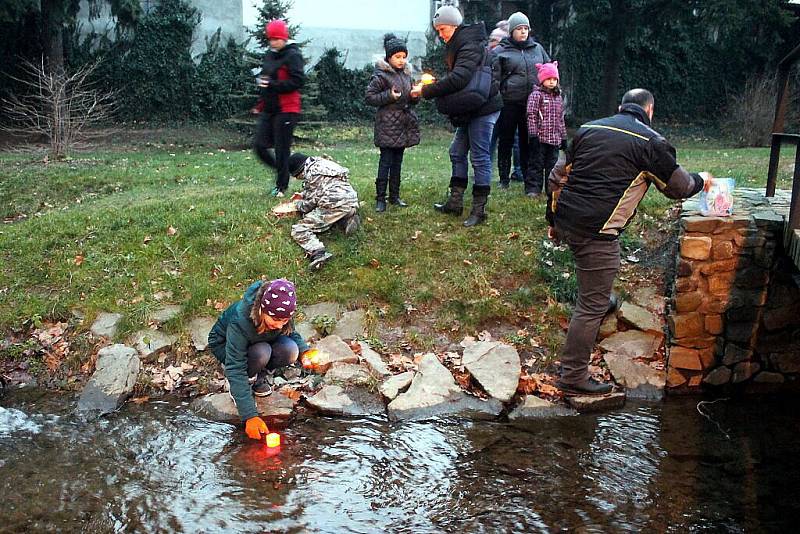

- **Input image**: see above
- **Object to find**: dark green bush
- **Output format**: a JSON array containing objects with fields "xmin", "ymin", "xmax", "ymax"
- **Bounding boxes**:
[{"xmin": 311, "ymin": 48, "xmax": 373, "ymax": 121}]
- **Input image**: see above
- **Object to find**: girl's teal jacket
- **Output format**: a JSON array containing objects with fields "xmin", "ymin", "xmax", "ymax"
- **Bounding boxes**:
[{"xmin": 208, "ymin": 281, "xmax": 309, "ymax": 421}]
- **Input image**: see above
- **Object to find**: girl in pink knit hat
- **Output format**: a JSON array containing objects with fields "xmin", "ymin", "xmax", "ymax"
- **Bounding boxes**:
[{"xmin": 526, "ymin": 61, "xmax": 567, "ymax": 197}]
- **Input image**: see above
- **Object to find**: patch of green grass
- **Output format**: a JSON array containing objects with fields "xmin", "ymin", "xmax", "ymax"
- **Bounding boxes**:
[{"xmin": 0, "ymin": 123, "xmax": 785, "ymax": 349}]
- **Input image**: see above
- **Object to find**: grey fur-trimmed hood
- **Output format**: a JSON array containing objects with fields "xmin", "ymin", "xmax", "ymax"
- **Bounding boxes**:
[{"xmin": 375, "ymin": 58, "xmax": 412, "ymax": 75}]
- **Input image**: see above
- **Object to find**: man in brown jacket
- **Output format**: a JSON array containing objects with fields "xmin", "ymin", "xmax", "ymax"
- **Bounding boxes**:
[{"xmin": 547, "ymin": 88, "xmax": 712, "ymax": 395}]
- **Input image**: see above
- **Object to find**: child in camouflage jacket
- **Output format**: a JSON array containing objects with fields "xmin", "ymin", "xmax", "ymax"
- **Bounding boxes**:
[{"xmin": 287, "ymin": 152, "xmax": 360, "ymax": 270}]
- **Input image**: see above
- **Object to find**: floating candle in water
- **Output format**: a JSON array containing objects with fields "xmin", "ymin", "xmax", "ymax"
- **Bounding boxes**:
[
  {"xmin": 266, "ymin": 432, "xmax": 281, "ymax": 448},
  {"xmin": 421, "ymin": 73, "xmax": 435, "ymax": 85}
]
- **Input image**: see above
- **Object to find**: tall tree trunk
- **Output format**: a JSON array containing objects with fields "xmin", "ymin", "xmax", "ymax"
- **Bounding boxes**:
[
  {"xmin": 40, "ymin": 0, "xmax": 64, "ymax": 74},
  {"xmin": 600, "ymin": 0, "xmax": 628, "ymax": 116}
]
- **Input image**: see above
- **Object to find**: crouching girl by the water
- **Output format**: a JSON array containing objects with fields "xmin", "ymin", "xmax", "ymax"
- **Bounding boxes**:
[{"xmin": 207, "ymin": 278, "xmax": 311, "ymax": 440}]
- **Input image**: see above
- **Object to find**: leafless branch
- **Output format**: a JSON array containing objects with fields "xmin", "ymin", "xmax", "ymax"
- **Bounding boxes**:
[{"xmin": 1, "ymin": 57, "xmax": 118, "ymax": 158}]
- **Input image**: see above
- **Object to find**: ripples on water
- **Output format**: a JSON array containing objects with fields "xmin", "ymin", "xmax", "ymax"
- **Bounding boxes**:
[{"xmin": 1, "ymin": 392, "xmax": 799, "ymax": 533}]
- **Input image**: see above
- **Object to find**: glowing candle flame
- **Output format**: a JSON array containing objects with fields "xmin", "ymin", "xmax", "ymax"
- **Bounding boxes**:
[
  {"xmin": 302, "ymin": 348, "xmax": 322, "ymax": 369},
  {"xmin": 421, "ymin": 73, "xmax": 435, "ymax": 85},
  {"xmin": 266, "ymin": 432, "xmax": 281, "ymax": 448}
]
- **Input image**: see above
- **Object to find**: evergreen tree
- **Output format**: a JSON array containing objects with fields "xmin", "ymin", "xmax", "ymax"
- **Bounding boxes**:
[{"xmin": 248, "ymin": 0, "xmax": 301, "ymax": 51}]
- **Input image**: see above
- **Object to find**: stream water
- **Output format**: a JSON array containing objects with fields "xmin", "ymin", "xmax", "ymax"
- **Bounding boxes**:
[{"xmin": 1, "ymin": 389, "xmax": 798, "ymax": 533}]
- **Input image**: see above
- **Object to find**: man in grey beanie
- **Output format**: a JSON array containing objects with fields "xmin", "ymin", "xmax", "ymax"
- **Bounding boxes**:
[{"xmin": 432, "ymin": 4, "xmax": 463, "ymax": 27}]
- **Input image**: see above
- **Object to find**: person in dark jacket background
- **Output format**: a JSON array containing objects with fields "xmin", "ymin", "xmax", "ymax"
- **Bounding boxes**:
[
  {"xmin": 254, "ymin": 20, "xmax": 306, "ymax": 197},
  {"xmin": 414, "ymin": 5, "xmax": 503, "ymax": 227},
  {"xmin": 365, "ymin": 33, "xmax": 421, "ymax": 212},
  {"xmin": 208, "ymin": 278, "xmax": 311, "ymax": 440},
  {"xmin": 493, "ymin": 12, "xmax": 550, "ymax": 189},
  {"xmin": 547, "ymin": 89, "xmax": 713, "ymax": 396}
]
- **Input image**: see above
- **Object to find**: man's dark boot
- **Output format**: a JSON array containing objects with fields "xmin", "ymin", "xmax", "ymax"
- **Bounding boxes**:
[
  {"xmin": 375, "ymin": 199, "xmax": 386, "ymax": 212},
  {"xmin": 389, "ymin": 197, "xmax": 408, "ymax": 207},
  {"xmin": 434, "ymin": 178, "xmax": 467, "ymax": 216},
  {"xmin": 556, "ymin": 378, "xmax": 613, "ymax": 396},
  {"xmin": 463, "ymin": 186, "xmax": 490, "ymax": 227}
]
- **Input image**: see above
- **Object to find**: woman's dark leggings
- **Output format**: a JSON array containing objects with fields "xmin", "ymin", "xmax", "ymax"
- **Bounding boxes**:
[
  {"xmin": 247, "ymin": 335, "xmax": 299, "ymax": 377},
  {"xmin": 376, "ymin": 147, "xmax": 405, "ymax": 200}
]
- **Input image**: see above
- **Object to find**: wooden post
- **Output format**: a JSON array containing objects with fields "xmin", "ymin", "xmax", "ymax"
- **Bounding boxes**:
[
  {"xmin": 766, "ymin": 134, "xmax": 781, "ymax": 198},
  {"xmin": 789, "ymin": 145, "xmax": 800, "ymax": 232}
]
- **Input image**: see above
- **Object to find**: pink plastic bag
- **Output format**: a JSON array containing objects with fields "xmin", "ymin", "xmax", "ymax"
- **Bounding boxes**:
[{"xmin": 699, "ymin": 178, "xmax": 734, "ymax": 217}]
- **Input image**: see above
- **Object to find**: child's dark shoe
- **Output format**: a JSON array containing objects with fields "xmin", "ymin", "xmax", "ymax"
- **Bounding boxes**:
[
  {"xmin": 344, "ymin": 213, "xmax": 361, "ymax": 236},
  {"xmin": 309, "ymin": 250, "xmax": 333, "ymax": 270}
]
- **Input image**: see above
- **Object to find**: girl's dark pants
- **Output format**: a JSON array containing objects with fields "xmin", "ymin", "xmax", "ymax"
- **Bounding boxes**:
[
  {"xmin": 254, "ymin": 112, "xmax": 299, "ymax": 191},
  {"xmin": 247, "ymin": 336, "xmax": 299, "ymax": 376},
  {"xmin": 211, "ymin": 335, "xmax": 299, "ymax": 377},
  {"xmin": 526, "ymin": 138, "xmax": 559, "ymax": 194},
  {"xmin": 376, "ymin": 147, "xmax": 405, "ymax": 201}
]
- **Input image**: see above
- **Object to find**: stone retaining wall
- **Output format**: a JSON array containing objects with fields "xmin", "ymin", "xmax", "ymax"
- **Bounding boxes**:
[{"xmin": 666, "ymin": 189, "xmax": 800, "ymax": 392}]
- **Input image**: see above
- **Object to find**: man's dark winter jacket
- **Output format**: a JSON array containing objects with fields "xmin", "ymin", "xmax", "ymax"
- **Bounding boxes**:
[
  {"xmin": 547, "ymin": 103, "xmax": 704, "ymax": 240},
  {"xmin": 493, "ymin": 36, "xmax": 550, "ymax": 105},
  {"xmin": 208, "ymin": 281, "xmax": 309, "ymax": 421},
  {"xmin": 421, "ymin": 23, "xmax": 502, "ymax": 125},
  {"xmin": 365, "ymin": 59, "xmax": 421, "ymax": 149},
  {"xmin": 260, "ymin": 43, "xmax": 305, "ymax": 114}
]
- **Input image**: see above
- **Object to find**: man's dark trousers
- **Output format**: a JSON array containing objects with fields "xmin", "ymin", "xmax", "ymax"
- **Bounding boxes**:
[{"xmin": 558, "ymin": 228, "xmax": 620, "ymax": 385}]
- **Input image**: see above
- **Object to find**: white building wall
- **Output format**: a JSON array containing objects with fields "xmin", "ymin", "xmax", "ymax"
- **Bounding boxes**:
[
  {"xmin": 76, "ymin": 0, "xmax": 244, "ymax": 58},
  {"xmin": 246, "ymin": 0, "xmax": 432, "ymax": 70}
]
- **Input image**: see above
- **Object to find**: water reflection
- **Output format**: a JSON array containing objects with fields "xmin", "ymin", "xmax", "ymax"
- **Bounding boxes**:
[{"xmin": 1, "ymin": 394, "xmax": 799, "ymax": 533}]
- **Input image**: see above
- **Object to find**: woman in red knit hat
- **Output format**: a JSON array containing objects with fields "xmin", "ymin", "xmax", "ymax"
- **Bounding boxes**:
[{"xmin": 254, "ymin": 20, "xmax": 306, "ymax": 197}]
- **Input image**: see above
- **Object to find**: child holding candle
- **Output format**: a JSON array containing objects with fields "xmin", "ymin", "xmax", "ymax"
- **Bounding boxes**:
[
  {"xmin": 365, "ymin": 34, "xmax": 421, "ymax": 212},
  {"xmin": 208, "ymin": 278, "xmax": 313, "ymax": 440}
]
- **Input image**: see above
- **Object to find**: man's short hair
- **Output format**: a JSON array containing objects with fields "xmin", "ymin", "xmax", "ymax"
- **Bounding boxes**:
[{"xmin": 621, "ymin": 89, "xmax": 654, "ymax": 108}]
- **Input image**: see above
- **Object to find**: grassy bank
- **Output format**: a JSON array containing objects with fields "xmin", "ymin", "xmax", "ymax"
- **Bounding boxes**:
[{"xmin": 0, "ymin": 123, "xmax": 793, "ymax": 371}]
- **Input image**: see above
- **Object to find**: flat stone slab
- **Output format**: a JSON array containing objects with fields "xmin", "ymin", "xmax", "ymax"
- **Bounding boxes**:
[
  {"xmin": 387, "ymin": 354, "xmax": 503, "ymax": 421},
  {"xmin": 90, "ymin": 312, "xmax": 124, "ymax": 339},
  {"xmin": 323, "ymin": 363, "xmax": 374, "ymax": 386},
  {"xmin": 301, "ymin": 302, "xmax": 343, "ymax": 321},
  {"xmin": 598, "ymin": 315, "xmax": 618, "ymax": 340},
  {"xmin": 76, "ymin": 344, "xmax": 140, "ymax": 416},
  {"xmin": 604, "ymin": 353, "xmax": 665, "ymax": 400},
  {"xmin": 599, "ymin": 330, "xmax": 662, "ymax": 359},
  {"xmin": 703, "ymin": 366, "xmax": 732, "ymax": 386},
  {"xmin": 508, "ymin": 395, "xmax": 576, "ymax": 420},
  {"xmin": 462, "ymin": 341, "xmax": 521, "ymax": 402},
  {"xmin": 192, "ymin": 392, "xmax": 296, "ymax": 423},
  {"xmin": 313, "ymin": 335, "xmax": 359, "ymax": 372},
  {"xmin": 189, "ymin": 316, "xmax": 215, "ymax": 351},
  {"xmin": 618, "ymin": 302, "xmax": 663, "ymax": 335},
  {"xmin": 294, "ymin": 320, "xmax": 317, "ymax": 341},
  {"xmin": 630, "ymin": 287, "xmax": 666, "ymax": 314},
  {"xmin": 380, "ymin": 371, "xmax": 414, "ymax": 400},
  {"xmin": 305, "ymin": 385, "xmax": 385, "ymax": 416},
  {"xmin": 359, "ymin": 341, "xmax": 391, "ymax": 378},
  {"xmin": 332, "ymin": 309, "xmax": 366, "ymax": 340},
  {"xmin": 131, "ymin": 329, "xmax": 177, "ymax": 358},
  {"xmin": 149, "ymin": 305, "xmax": 182, "ymax": 324},
  {"xmin": 566, "ymin": 392, "xmax": 626, "ymax": 413}
]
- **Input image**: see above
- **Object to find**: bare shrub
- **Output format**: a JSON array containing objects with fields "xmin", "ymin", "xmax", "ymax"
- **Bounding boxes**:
[
  {"xmin": 1, "ymin": 57, "xmax": 116, "ymax": 158},
  {"xmin": 722, "ymin": 72, "xmax": 800, "ymax": 147}
]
